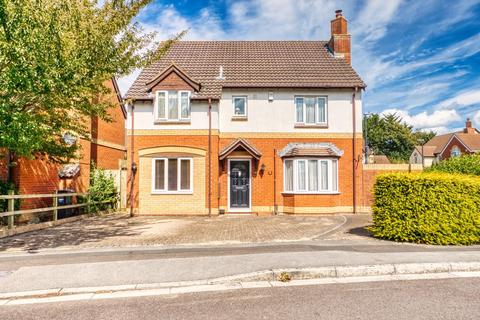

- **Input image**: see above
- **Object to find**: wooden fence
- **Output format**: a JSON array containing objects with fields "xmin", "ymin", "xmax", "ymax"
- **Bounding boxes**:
[{"xmin": 0, "ymin": 191, "xmax": 114, "ymax": 230}]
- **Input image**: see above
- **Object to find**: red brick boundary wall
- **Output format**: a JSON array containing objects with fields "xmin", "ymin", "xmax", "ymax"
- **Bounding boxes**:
[{"xmin": 361, "ymin": 163, "xmax": 423, "ymax": 209}]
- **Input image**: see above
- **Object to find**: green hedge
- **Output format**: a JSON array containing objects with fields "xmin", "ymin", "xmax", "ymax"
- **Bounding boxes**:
[
  {"xmin": 426, "ymin": 154, "xmax": 480, "ymax": 176},
  {"xmin": 371, "ymin": 173, "xmax": 480, "ymax": 245}
]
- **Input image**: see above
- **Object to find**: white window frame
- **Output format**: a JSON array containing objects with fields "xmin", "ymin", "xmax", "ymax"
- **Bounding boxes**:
[
  {"xmin": 294, "ymin": 96, "xmax": 328, "ymax": 125},
  {"xmin": 450, "ymin": 146, "xmax": 462, "ymax": 158},
  {"xmin": 154, "ymin": 90, "xmax": 191, "ymax": 122},
  {"xmin": 283, "ymin": 158, "xmax": 339, "ymax": 194},
  {"xmin": 151, "ymin": 157, "xmax": 193, "ymax": 194},
  {"xmin": 232, "ymin": 96, "xmax": 248, "ymax": 117}
]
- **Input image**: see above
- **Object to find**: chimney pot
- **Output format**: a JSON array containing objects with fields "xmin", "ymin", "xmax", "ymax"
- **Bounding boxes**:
[{"xmin": 335, "ymin": 9, "xmax": 343, "ymax": 17}]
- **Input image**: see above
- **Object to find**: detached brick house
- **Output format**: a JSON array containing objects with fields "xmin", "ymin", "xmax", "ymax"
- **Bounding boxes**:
[
  {"xmin": 410, "ymin": 119, "xmax": 480, "ymax": 167},
  {"xmin": 126, "ymin": 10, "xmax": 366, "ymax": 215},
  {"xmin": 1, "ymin": 79, "xmax": 127, "ymax": 208}
]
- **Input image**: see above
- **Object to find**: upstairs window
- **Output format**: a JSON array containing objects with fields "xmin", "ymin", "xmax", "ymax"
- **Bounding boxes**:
[
  {"xmin": 295, "ymin": 96, "xmax": 327, "ymax": 125},
  {"xmin": 450, "ymin": 146, "xmax": 461, "ymax": 158},
  {"xmin": 232, "ymin": 96, "xmax": 247, "ymax": 117},
  {"xmin": 155, "ymin": 90, "xmax": 190, "ymax": 121}
]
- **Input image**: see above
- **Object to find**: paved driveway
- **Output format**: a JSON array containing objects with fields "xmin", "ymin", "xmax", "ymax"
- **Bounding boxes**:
[{"xmin": 0, "ymin": 213, "xmax": 368, "ymax": 252}]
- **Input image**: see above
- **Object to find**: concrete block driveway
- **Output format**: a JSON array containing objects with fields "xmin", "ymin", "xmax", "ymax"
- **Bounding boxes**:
[{"xmin": 0, "ymin": 213, "xmax": 371, "ymax": 253}]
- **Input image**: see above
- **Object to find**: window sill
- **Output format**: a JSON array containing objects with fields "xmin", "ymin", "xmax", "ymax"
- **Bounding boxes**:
[
  {"xmin": 154, "ymin": 120, "xmax": 191, "ymax": 125},
  {"xmin": 231, "ymin": 116, "xmax": 248, "ymax": 121},
  {"xmin": 281, "ymin": 191, "xmax": 340, "ymax": 195},
  {"xmin": 294, "ymin": 123, "xmax": 328, "ymax": 129},
  {"xmin": 151, "ymin": 191, "xmax": 193, "ymax": 195}
]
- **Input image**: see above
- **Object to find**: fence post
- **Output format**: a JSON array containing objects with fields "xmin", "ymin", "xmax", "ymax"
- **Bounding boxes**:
[
  {"xmin": 53, "ymin": 190, "xmax": 58, "ymax": 222},
  {"xmin": 86, "ymin": 193, "xmax": 91, "ymax": 215},
  {"xmin": 7, "ymin": 190, "xmax": 14, "ymax": 229}
]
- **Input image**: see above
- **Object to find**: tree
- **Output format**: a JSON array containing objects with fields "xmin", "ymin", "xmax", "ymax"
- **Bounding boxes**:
[
  {"xmin": 0, "ymin": 0, "xmax": 183, "ymax": 182},
  {"xmin": 364, "ymin": 113, "xmax": 436, "ymax": 162}
]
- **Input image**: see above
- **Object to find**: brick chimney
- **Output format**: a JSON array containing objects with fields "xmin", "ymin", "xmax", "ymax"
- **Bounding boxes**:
[
  {"xmin": 328, "ymin": 9, "xmax": 351, "ymax": 64},
  {"xmin": 464, "ymin": 118, "xmax": 476, "ymax": 134}
]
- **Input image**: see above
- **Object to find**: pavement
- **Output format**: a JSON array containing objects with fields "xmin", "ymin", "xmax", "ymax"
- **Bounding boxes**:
[{"xmin": 2, "ymin": 277, "xmax": 480, "ymax": 319}]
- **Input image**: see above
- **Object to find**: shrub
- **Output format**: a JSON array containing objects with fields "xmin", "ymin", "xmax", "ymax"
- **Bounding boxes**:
[
  {"xmin": 426, "ymin": 153, "xmax": 480, "ymax": 176},
  {"xmin": 0, "ymin": 181, "xmax": 19, "ymax": 212},
  {"xmin": 0, "ymin": 181, "xmax": 20, "ymax": 226},
  {"xmin": 88, "ymin": 165, "xmax": 118, "ymax": 213},
  {"xmin": 371, "ymin": 173, "xmax": 480, "ymax": 245}
]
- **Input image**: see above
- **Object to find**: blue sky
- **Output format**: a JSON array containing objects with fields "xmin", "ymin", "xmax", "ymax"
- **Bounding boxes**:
[{"xmin": 119, "ymin": 0, "xmax": 480, "ymax": 133}]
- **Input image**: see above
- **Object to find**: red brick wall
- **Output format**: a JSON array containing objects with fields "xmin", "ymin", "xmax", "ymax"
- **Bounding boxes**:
[
  {"xmin": 91, "ymin": 79, "xmax": 126, "ymax": 170},
  {"xmin": 217, "ymin": 137, "xmax": 363, "ymax": 212},
  {"xmin": 0, "ymin": 150, "xmax": 8, "ymax": 181},
  {"xmin": 439, "ymin": 137, "xmax": 471, "ymax": 161},
  {"xmin": 128, "ymin": 134, "xmax": 364, "ymax": 214},
  {"xmin": 6, "ymin": 78, "xmax": 124, "ymax": 211},
  {"xmin": 361, "ymin": 165, "xmax": 423, "ymax": 207}
]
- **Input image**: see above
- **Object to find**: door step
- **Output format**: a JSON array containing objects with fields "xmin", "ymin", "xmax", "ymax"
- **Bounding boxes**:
[{"xmin": 224, "ymin": 212, "xmax": 256, "ymax": 216}]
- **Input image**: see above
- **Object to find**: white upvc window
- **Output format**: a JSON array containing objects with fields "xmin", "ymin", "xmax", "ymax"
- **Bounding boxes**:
[
  {"xmin": 450, "ymin": 146, "xmax": 461, "ymax": 158},
  {"xmin": 155, "ymin": 90, "xmax": 191, "ymax": 121},
  {"xmin": 295, "ymin": 96, "xmax": 328, "ymax": 125},
  {"xmin": 232, "ymin": 96, "xmax": 247, "ymax": 117},
  {"xmin": 283, "ymin": 158, "xmax": 338, "ymax": 194},
  {"xmin": 152, "ymin": 158, "xmax": 193, "ymax": 193}
]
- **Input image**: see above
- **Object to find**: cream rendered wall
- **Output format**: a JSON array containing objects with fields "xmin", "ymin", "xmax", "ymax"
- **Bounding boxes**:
[
  {"xmin": 219, "ymin": 89, "xmax": 363, "ymax": 134},
  {"xmin": 127, "ymin": 100, "xmax": 219, "ymax": 130},
  {"xmin": 128, "ymin": 89, "xmax": 362, "ymax": 133},
  {"xmin": 409, "ymin": 149, "xmax": 434, "ymax": 167}
]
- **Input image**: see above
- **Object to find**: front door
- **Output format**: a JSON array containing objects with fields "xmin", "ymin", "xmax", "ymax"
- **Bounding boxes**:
[{"xmin": 229, "ymin": 160, "xmax": 250, "ymax": 210}]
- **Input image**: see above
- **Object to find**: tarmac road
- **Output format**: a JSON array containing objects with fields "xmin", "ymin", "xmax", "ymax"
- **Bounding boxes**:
[{"xmin": 1, "ymin": 277, "xmax": 479, "ymax": 320}]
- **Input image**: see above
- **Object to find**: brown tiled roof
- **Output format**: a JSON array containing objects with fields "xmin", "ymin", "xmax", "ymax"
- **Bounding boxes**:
[
  {"xmin": 424, "ymin": 133, "xmax": 455, "ymax": 154},
  {"xmin": 418, "ymin": 131, "xmax": 480, "ymax": 156},
  {"xmin": 278, "ymin": 143, "xmax": 344, "ymax": 158},
  {"xmin": 372, "ymin": 155, "xmax": 391, "ymax": 164},
  {"xmin": 126, "ymin": 41, "xmax": 366, "ymax": 100},
  {"xmin": 219, "ymin": 139, "xmax": 262, "ymax": 160},
  {"xmin": 455, "ymin": 133, "xmax": 480, "ymax": 152},
  {"xmin": 414, "ymin": 145, "xmax": 437, "ymax": 157}
]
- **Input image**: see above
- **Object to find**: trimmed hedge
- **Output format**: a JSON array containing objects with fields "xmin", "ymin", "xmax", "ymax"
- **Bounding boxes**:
[
  {"xmin": 371, "ymin": 173, "xmax": 480, "ymax": 245},
  {"xmin": 426, "ymin": 154, "xmax": 480, "ymax": 176}
]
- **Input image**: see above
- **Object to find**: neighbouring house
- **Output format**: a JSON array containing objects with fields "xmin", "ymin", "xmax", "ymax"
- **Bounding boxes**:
[
  {"xmin": 0, "ymin": 79, "xmax": 127, "ymax": 209},
  {"xmin": 125, "ymin": 10, "xmax": 366, "ymax": 216},
  {"xmin": 367, "ymin": 154, "xmax": 391, "ymax": 164},
  {"xmin": 410, "ymin": 119, "xmax": 480, "ymax": 167}
]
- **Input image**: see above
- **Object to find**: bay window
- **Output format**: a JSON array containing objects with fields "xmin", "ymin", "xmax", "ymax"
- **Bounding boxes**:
[
  {"xmin": 295, "ymin": 96, "xmax": 327, "ymax": 125},
  {"xmin": 155, "ymin": 90, "xmax": 191, "ymax": 121},
  {"xmin": 284, "ymin": 158, "xmax": 338, "ymax": 193},
  {"xmin": 152, "ymin": 158, "xmax": 192, "ymax": 193}
]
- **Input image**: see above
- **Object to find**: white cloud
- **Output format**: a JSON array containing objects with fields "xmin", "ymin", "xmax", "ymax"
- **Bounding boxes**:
[
  {"xmin": 355, "ymin": 0, "xmax": 403, "ymax": 41},
  {"xmin": 436, "ymin": 89, "xmax": 480, "ymax": 110},
  {"xmin": 380, "ymin": 108, "xmax": 461, "ymax": 130},
  {"xmin": 473, "ymin": 110, "xmax": 480, "ymax": 128}
]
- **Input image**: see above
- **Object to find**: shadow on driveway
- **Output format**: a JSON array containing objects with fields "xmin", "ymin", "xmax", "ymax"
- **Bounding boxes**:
[{"xmin": 0, "ymin": 214, "xmax": 151, "ymax": 252}]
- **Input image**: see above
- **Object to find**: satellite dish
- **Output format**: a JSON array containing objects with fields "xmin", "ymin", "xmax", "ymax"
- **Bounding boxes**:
[{"xmin": 63, "ymin": 133, "xmax": 77, "ymax": 146}]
